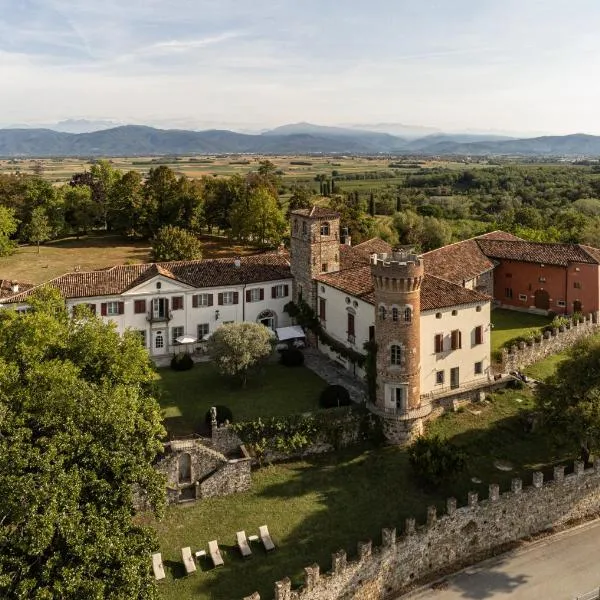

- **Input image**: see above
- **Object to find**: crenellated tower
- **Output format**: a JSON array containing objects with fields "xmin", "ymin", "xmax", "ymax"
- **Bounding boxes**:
[
  {"xmin": 289, "ymin": 206, "xmax": 341, "ymax": 311},
  {"xmin": 370, "ymin": 249, "xmax": 431, "ymax": 444}
]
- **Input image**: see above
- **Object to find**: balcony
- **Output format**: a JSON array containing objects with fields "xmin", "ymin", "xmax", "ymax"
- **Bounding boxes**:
[
  {"xmin": 366, "ymin": 401, "xmax": 432, "ymax": 421},
  {"xmin": 347, "ymin": 333, "xmax": 356, "ymax": 344},
  {"xmin": 146, "ymin": 310, "xmax": 173, "ymax": 323}
]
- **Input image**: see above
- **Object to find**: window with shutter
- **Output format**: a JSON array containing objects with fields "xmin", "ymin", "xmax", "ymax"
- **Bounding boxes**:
[
  {"xmin": 101, "ymin": 303, "xmax": 107, "ymax": 316},
  {"xmin": 87, "ymin": 303, "xmax": 96, "ymax": 315},
  {"xmin": 451, "ymin": 329, "xmax": 462, "ymax": 350},
  {"xmin": 218, "ymin": 293, "xmax": 224, "ymax": 305},
  {"xmin": 232, "ymin": 292, "xmax": 239, "ymax": 304},
  {"xmin": 475, "ymin": 325, "xmax": 483, "ymax": 345},
  {"xmin": 192, "ymin": 295, "xmax": 198, "ymax": 308},
  {"xmin": 134, "ymin": 299, "xmax": 146, "ymax": 314},
  {"xmin": 172, "ymin": 296, "xmax": 184, "ymax": 310},
  {"xmin": 434, "ymin": 333, "xmax": 444, "ymax": 353},
  {"xmin": 118, "ymin": 301, "xmax": 125, "ymax": 315}
]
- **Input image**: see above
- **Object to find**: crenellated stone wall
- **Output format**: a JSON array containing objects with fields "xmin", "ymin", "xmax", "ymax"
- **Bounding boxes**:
[
  {"xmin": 244, "ymin": 460, "xmax": 600, "ymax": 600},
  {"xmin": 501, "ymin": 312, "xmax": 600, "ymax": 372}
]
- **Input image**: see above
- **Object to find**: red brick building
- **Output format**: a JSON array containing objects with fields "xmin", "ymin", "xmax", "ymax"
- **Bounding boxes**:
[{"xmin": 424, "ymin": 235, "xmax": 600, "ymax": 315}]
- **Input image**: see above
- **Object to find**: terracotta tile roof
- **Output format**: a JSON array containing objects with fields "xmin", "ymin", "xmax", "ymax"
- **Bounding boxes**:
[
  {"xmin": 353, "ymin": 238, "xmax": 393, "ymax": 256},
  {"xmin": 476, "ymin": 230, "xmax": 524, "ymax": 241},
  {"xmin": 315, "ymin": 268, "xmax": 490, "ymax": 310},
  {"xmin": 476, "ymin": 239, "xmax": 600, "ymax": 266},
  {"xmin": 339, "ymin": 244, "xmax": 371, "ymax": 269},
  {"xmin": 291, "ymin": 206, "xmax": 340, "ymax": 219},
  {"xmin": 422, "ymin": 239, "xmax": 495, "ymax": 285},
  {"xmin": 4, "ymin": 253, "xmax": 291, "ymax": 303},
  {"xmin": 0, "ymin": 280, "xmax": 34, "ymax": 299},
  {"xmin": 581, "ymin": 245, "xmax": 600, "ymax": 263}
]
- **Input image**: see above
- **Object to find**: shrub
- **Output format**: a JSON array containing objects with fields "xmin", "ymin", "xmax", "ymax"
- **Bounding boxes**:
[
  {"xmin": 319, "ymin": 385, "xmax": 351, "ymax": 409},
  {"xmin": 408, "ymin": 435, "xmax": 466, "ymax": 487},
  {"xmin": 170, "ymin": 352, "xmax": 194, "ymax": 371},
  {"xmin": 205, "ymin": 405, "xmax": 234, "ymax": 427},
  {"xmin": 280, "ymin": 348, "xmax": 305, "ymax": 367}
]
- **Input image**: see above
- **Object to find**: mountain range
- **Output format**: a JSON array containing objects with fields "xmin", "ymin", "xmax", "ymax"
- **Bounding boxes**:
[{"xmin": 0, "ymin": 122, "xmax": 599, "ymax": 157}]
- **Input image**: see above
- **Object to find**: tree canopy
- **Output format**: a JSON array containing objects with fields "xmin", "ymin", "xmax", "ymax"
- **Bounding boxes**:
[
  {"xmin": 151, "ymin": 225, "xmax": 202, "ymax": 262},
  {"xmin": 0, "ymin": 288, "xmax": 165, "ymax": 599}
]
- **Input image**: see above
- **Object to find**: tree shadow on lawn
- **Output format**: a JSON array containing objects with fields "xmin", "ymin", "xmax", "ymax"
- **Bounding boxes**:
[{"xmin": 200, "ymin": 414, "xmax": 576, "ymax": 600}]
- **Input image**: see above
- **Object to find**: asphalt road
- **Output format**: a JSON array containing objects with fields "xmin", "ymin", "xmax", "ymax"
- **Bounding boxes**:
[{"xmin": 402, "ymin": 520, "xmax": 600, "ymax": 600}]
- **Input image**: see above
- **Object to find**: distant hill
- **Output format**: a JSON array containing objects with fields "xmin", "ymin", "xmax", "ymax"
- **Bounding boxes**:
[{"xmin": 0, "ymin": 124, "xmax": 599, "ymax": 157}]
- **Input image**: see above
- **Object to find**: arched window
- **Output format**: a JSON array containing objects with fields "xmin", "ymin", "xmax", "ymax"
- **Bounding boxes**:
[
  {"xmin": 404, "ymin": 307, "xmax": 412, "ymax": 322},
  {"xmin": 392, "ymin": 307, "xmax": 399, "ymax": 322},
  {"xmin": 390, "ymin": 344, "xmax": 402, "ymax": 366},
  {"xmin": 320, "ymin": 222, "xmax": 330, "ymax": 236},
  {"xmin": 379, "ymin": 305, "xmax": 386, "ymax": 320},
  {"xmin": 178, "ymin": 453, "xmax": 192, "ymax": 484}
]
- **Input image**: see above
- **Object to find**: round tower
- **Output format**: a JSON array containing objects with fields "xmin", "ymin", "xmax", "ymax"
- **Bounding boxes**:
[{"xmin": 370, "ymin": 249, "xmax": 431, "ymax": 444}]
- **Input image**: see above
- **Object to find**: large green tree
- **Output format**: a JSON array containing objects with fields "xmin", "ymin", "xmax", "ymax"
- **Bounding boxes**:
[
  {"xmin": 0, "ymin": 288, "xmax": 165, "ymax": 599},
  {"xmin": 0, "ymin": 205, "xmax": 18, "ymax": 256},
  {"xmin": 24, "ymin": 206, "xmax": 52, "ymax": 252},
  {"xmin": 536, "ymin": 336, "xmax": 600, "ymax": 463},
  {"xmin": 151, "ymin": 225, "xmax": 202, "ymax": 262}
]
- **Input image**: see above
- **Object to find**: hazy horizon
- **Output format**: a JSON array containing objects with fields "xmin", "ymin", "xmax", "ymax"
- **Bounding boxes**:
[{"xmin": 2, "ymin": 0, "xmax": 600, "ymax": 135}]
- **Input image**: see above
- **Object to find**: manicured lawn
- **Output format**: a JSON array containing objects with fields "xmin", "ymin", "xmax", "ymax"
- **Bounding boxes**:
[
  {"xmin": 490, "ymin": 308, "xmax": 552, "ymax": 355},
  {"xmin": 152, "ymin": 388, "xmax": 576, "ymax": 600},
  {"xmin": 523, "ymin": 353, "xmax": 569, "ymax": 382},
  {"xmin": 157, "ymin": 362, "xmax": 328, "ymax": 438}
]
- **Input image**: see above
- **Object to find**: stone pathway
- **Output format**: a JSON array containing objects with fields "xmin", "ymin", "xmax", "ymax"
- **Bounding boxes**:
[{"xmin": 303, "ymin": 348, "xmax": 368, "ymax": 404}]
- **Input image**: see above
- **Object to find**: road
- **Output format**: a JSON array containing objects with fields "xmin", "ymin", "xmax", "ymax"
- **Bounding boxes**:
[{"xmin": 402, "ymin": 520, "xmax": 600, "ymax": 600}]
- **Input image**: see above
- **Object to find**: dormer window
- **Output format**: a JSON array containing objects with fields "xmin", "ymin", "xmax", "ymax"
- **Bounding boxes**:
[{"xmin": 320, "ymin": 222, "xmax": 330, "ymax": 236}]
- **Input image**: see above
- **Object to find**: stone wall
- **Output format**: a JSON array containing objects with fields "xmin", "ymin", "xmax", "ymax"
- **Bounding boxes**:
[
  {"xmin": 501, "ymin": 312, "xmax": 599, "ymax": 372},
  {"xmin": 244, "ymin": 460, "xmax": 600, "ymax": 600},
  {"xmin": 199, "ymin": 457, "xmax": 252, "ymax": 499}
]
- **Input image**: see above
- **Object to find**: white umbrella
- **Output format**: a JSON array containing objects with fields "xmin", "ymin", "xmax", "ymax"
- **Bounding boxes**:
[{"xmin": 175, "ymin": 335, "xmax": 197, "ymax": 344}]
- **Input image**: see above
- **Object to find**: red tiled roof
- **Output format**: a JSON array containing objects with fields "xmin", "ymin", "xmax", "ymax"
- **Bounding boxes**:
[
  {"xmin": 476, "ymin": 239, "xmax": 600, "ymax": 267},
  {"xmin": 476, "ymin": 230, "xmax": 523, "ymax": 241},
  {"xmin": 339, "ymin": 244, "xmax": 371, "ymax": 269},
  {"xmin": 315, "ymin": 267, "xmax": 489, "ymax": 310},
  {"xmin": 291, "ymin": 206, "xmax": 340, "ymax": 219},
  {"xmin": 5, "ymin": 253, "xmax": 291, "ymax": 303},
  {"xmin": 353, "ymin": 238, "xmax": 393, "ymax": 256},
  {"xmin": 0, "ymin": 280, "xmax": 34, "ymax": 299}
]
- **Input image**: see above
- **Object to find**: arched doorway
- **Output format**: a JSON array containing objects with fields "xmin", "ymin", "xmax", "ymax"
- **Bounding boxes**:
[
  {"xmin": 178, "ymin": 453, "xmax": 192, "ymax": 484},
  {"xmin": 534, "ymin": 289, "xmax": 550, "ymax": 310},
  {"xmin": 257, "ymin": 310, "xmax": 277, "ymax": 330},
  {"xmin": 573, "ymin": 300, "xmax": 582, "ymax": 313}
]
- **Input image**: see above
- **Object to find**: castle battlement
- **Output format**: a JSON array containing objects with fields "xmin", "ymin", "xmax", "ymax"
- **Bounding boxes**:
[{"xmin": 244, "ymin": 459, "xmax": 600, "ymax": 600}]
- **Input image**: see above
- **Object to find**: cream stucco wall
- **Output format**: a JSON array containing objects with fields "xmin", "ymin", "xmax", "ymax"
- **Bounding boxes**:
[{"xmin": 420, "ymin": 302, "xmax": 492, "ymax": 396}]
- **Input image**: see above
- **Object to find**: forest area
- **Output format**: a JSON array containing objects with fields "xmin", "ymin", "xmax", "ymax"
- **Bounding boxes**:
[{"xmin": 1, "ymin": 159, "xmax": 600, "ymax": 262}]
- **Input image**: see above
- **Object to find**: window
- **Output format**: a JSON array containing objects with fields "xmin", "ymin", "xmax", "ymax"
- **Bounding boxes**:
[
  {"xmin": 451, "ymin": 329, "xmax": 462, "ymax": 350},
  {"xmin": 156, "ymin": 282, "xmax": 162, "ymax": 289},
  {"xmin": 379, "ymin": 305, "xmax": 386, "ymax": 320},
  {"xmin": 347, "ymin": 313, "xmax": 355, "ymax": 343},
  {"xmin": 172, "ymin": 296, "xmax": 184, "ymax": 310},
  {"xmin": 519, "ymin": 294, "xmax": 528, "ymax": 301},
  {"xmin": 557, "ymin": 300, "xmax": 566, "ymax": 307},
  {"xmin": 87, "ymin": 303, "xmax": 97, "ymax": 315},
  {"xmin": 319, "ymin": 297, "xmax": 326, "ymax": 322},
  {"xmin": 151, "ymin": 297, "xmax": 169, "ymax": 319},
  {"xmin": 320, "ymin": 222, "xmax": 330, "ymax": 236},
  {"xmin": 435, "ymin": 370, "xmax": 444, "ymax": 385},
  {"xmin": 134, "ymin": 299, "xmax": 146, "ymax": 314},
  {"xmin": 172, "ymin": 326, "xmax": 184, "ymax": 344},
  {"xmin": 392, "ymin": 307, "xmax": 399, "ymax": 321},
  {"xmin": 192, "ymin": 293, "xmax": 213, "ymax": 307},
  {"xmin": 102, "ymin": 301, "xmax": 123, "ymax": 316},
  {"xmin": 155, "ymin": 332, "xmax": 164, "ymax": 349},
  {"xmin": 390, "ymin": 344, "xmax": 402, "ymax": 365},
  {"xmin": 505, "ymin": 287, "xmax": 513, "ymax": 299},
  {"xmin": 197, "ymin": 323, "xmax": 209, "ymax": 339},
  {"xmin": 474, "ymin": 361, "xmax": 483, "ymax": 375},
  {"xmin": 538, "ymin": 277, "xmax": 546, "ymax": 283},
  {"xmin": 246, "ymin": 288, "xmax": 264, "ymax": 302},
  {"xmin": 218, "ymin": 291, "xmax": 239, "ymax": 305},
  {"xmin": 474, "ymin": 325, "xmax": 483, "ymax": 345},
  {"xmin": 271, "ymin": 284, "xmax": 289, "ymax": 299},
  {"xmin": 369, "ymin": 325, "xmax": 375, "ymax": 341},
  {"xmin": 394, "ymin": 387, "xmax": 407, "ymax": 412},
  {"xmin": 476, "ymin": 305, "xmax": 482, "ymax": 312},
  {"xmin": 404, "ymin": 307, "xmax": 412, "ymax": 322},
  {"xmin": 321, "ymin": 263, "xmax": 328, "ymax": 273},
  {"xmin": 574, "ymin": 281, "xmax": 582, "ymax": 289},
  {"xmin": 436, "ymin": 312, "xmax": 442, "ymax": 319},
  {"xmin": 451, "ymin": 309, "xmax": 458, "ymax": 316},
  {"xmin": 434, "ymin": 333, "xmax": 444, "ymax": 353}
]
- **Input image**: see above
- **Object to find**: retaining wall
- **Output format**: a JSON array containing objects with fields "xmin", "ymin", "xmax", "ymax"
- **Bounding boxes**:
[{"xmin": 244, "ymin": 460, "xmax": 600, "ymax": 600}]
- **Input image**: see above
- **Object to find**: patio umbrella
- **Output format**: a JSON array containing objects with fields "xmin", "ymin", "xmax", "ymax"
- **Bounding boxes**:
[{"xmin": 175, "ymin": 335, "xmax": 197, "ymax": 344}]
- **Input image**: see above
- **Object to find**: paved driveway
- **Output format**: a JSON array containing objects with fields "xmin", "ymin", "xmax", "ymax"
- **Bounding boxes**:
[{"xmin": 401, "ymin": 520, "xmax": 600, "ymax": 600}]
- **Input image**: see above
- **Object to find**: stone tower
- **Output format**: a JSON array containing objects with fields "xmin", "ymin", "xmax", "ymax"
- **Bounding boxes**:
[
  {"xmin": 289, "ymin": 206, "xmax": 341, "ymax": 311},
  {"xmin": 370, "ymin": 249, "xmax": 431, "ymax": 444}
]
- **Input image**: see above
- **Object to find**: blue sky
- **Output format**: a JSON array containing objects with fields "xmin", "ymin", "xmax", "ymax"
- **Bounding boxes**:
[{"xmin": 1, "ymin": 0, "xmax": 599, "ymax": 133}]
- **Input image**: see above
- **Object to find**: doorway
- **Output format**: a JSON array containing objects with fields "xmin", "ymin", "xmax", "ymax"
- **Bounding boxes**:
[
  {"xmin": 450, "ymin": 367, "xmax": 460, "ymax": 389},
  {"xmin": 534, "ymin": 289, "xmax": 550, "ymax": 310},
  {"xmin": 153, "ymin": 330, "xmax": 167, "ymax": 355},
  {"xmin": 257, "ymin": 310, "xmax": 276, "ymax": 330},
  {"xmin": 573, "ymin": 300, "xmax": 582, "ymax": 313}
]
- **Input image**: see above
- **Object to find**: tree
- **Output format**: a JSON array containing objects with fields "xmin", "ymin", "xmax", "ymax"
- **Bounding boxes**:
[
  {"xmin": 420, "ymin": 216, "xmax": 452, "ymax": 251},
  {"xmin": 0, "ymin": 206, "xmax": 18, "ymax": 257},
  {"xmin": 408, "ymin": 435, "xmax": 466, "ymax": 487},
  {"xmin": 287, "ymin": 184, "xmax": 313, "ymax": 216},
  {"xmin": 63, "ymin": 185, "xmax": 97, "ymax": 238},
  {"xmin": 151, "ymin": 225, "xmax": 202, "ymax": 262},
  {"xmin": 0, "ymin": 287, "xmax": 165, "ymax": 599},
  {"xmin": 536, "ymin": 336, "xmax": 600, "ymax": 463},
  {"xmin": 208, "ymin": 322, "xmax": 273, "ymax": 386},
  {"xmin": 24, "ymin": 206, "xmax": 52, "ymax": 252},
  {"xmin": 108, "ymin": 170, "xmax": 147, "ymax": 238}
]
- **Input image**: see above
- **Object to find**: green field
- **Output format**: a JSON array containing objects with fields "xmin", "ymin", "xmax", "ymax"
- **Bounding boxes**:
[
  {"xmin": 490, "ymin": 308, "xmax": 552, "ymax": 356},
  {"xmin": 157, "ymin": 362, "xmax": 327, "ymax": 438}
]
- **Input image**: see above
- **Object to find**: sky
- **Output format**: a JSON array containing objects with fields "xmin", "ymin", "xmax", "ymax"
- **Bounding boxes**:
[{"xmin": 1, "ymin": 0, "xmax": 600, "ymax": 134}]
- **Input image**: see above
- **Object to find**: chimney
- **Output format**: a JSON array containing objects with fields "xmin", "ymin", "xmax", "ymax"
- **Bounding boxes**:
[
  {"xmin": 234, "ymin": 258, "xmax": 241, "ymax": 268},
  {"xmin": 11, "ymin": 282, "xmax": 19, "ymax": 293}
]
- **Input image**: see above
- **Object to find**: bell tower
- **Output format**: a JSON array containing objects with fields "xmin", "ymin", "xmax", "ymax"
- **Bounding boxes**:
[
  {"xmin": 370, "ymin": 249, "xmax": 431, "ymax": 444},
  {"xmin": 289, "ymin": 206, "xmax": 341, "ymax": 311}
]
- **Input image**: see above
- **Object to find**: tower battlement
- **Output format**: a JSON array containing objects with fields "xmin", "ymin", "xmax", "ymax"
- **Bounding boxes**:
[{"xmin": 371, "ymin": 250, "xmax": 423, "ymax": 294}]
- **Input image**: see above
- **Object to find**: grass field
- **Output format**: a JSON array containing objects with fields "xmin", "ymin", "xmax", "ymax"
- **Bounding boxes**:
[
  {"xmin": 152, "ymin": 386, "xmax": 576, "ymax": 600},
  {"xmin": 0, "ymin": 233, "xmax": 257, "ymax": 284},
  {"xmin": 490, "ymin": 308, "xmax": 552, "ymax": 355},
  {"xmin": 157, "ymin": 362, "xmax": 327, "ymax": 438}
]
